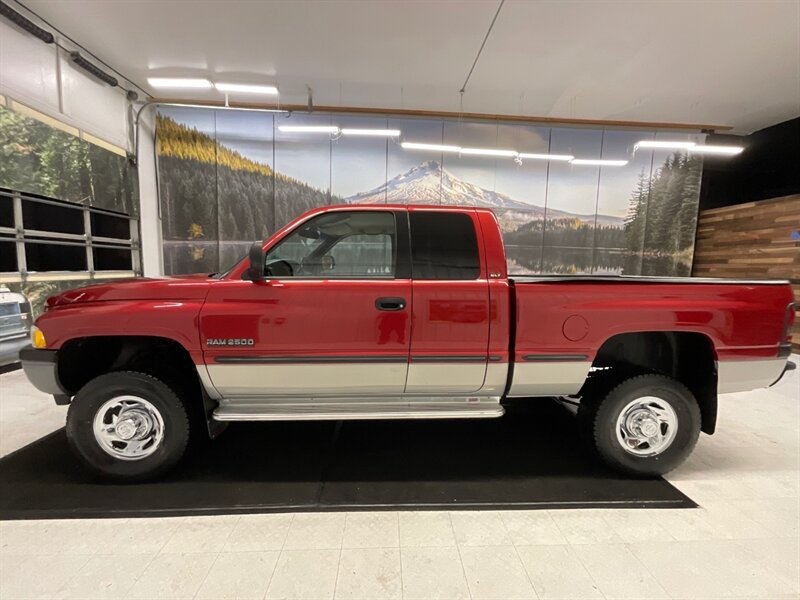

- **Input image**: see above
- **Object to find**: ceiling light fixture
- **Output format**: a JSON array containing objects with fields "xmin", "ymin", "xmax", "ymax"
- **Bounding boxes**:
[
  {"xmin": 635, "ymin": 140, "xmax": 697, "ymax": 150},
  {"xmin": 147, "ymin": 77, "xmax": 213, "ymax": 89},
  {"xmin": 340, "ymin": 128, "xmax": 401, "ymax": 136},
  {"xmin": 460, "ymin": 148, "xmax": 518, "ymax": 157},
  {"xmin": 517, "ymin": 153, "xmax": 574, "ymax": 161},
  {"xmin": 0, "ymin": 2, "xmax": 54, "ymax": 44},
  {"xmin": 688, "ymin": 144, "xmax": 744, "ymax": 155},
  {"xmin": 570, "ymin": 158, "xmax": 629, "ymax": 166},
  {"xmin": 278, "ymin": 125, "xmax": 340, "ymax": 134},
  {"xmin": 70, "ymin": 52, "xmax": 118, "ymax": 87},
  {"xmin": 214, "ymin": 83, "xmax": 278, "ymax": 94},
  {"xmin": 401, "ymin": 142, "xmax": 462, "ymax": 153}
]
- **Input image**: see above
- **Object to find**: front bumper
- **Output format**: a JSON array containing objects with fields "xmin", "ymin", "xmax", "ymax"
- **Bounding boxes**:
[{"xmin": 20, "ymin": 347, "xmax": 70, "ymax": 404}]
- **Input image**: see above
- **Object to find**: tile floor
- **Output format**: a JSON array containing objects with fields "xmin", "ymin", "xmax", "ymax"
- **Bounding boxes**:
[{"xmin": 0, "ymin": 356, "xmax": 798, "ymax": 599}]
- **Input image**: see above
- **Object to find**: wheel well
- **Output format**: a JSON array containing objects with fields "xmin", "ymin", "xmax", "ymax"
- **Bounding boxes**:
[
  {"xmin": 57, "ymin": 336, "xmax": 209, "ymax": 432},
  {"xmin": 585, "ymin": 331, "xmax": 718, "ymax": 434}
]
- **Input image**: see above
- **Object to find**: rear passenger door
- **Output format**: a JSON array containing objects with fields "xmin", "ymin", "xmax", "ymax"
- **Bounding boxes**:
[{"xmin": 405, "ymin": 209, "xmax": 490, "ymax": 394}]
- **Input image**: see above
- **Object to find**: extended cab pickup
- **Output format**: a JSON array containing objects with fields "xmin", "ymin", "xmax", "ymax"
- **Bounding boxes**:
[{"xmin": 21, "ymin": 205, "xmax": 796, "ymax": 480}]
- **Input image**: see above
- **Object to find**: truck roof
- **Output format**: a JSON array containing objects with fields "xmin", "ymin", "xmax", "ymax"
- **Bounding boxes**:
[{"xmin": 323, "ymin": 203, "xmax": 497, "ymax": 214}]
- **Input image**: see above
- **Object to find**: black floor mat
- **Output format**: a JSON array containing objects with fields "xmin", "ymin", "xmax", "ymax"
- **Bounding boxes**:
[{"xmin": 0, "ymin": 400, "xmax": 694, "ymax": 519}]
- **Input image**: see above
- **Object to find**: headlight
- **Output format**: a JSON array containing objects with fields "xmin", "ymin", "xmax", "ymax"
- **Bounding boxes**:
[{"xmin": 31, "ymin": 326, "xmax": 46, "ymax": 349}]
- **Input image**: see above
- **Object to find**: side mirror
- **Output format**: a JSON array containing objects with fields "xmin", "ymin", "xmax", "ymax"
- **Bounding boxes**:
[{"xmin": 246, "ymin": 242, "xmax": 265, "ymax": 282}]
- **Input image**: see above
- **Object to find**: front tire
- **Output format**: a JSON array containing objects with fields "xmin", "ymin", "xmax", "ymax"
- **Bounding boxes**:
[
  {"xmin": 66, "ymin": 371, "xmax": 190, "ymax": 481},
  {"xmin": 589, "ymin": 374, "xmax": 701, "ymax": 477}
]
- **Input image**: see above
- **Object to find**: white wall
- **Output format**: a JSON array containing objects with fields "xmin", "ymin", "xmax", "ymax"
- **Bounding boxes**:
[
  {"xmin": 136, "ymin": 107, "xmax": 163, "ymax": 276},
  {"xmin": 0, "ymin": 18, "xmax": 130, "ymax": 152}
]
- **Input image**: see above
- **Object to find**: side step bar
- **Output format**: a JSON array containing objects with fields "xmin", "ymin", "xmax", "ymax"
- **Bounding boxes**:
[{"xmin": 213, "ymin": 401, "xmax": 505, "ymax": 422}]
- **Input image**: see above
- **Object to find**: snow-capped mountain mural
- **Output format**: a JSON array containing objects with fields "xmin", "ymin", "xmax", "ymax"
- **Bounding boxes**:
[{"xmin": 345, "ymin": 160, "xmax": 624, "ymax": 231}]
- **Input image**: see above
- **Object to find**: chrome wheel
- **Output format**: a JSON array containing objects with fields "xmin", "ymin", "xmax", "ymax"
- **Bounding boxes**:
[
  {"xmin": 92, "ymin": 396, "xmax": 165, "ymax": 461},
  {"xmin": 615, "ymin": 396, "xmax": 678, "ymax": 457}
]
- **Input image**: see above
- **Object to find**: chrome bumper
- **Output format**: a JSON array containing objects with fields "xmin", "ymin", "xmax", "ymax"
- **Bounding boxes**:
[{"xmin": 20, "ymin": 347, "xmax": 70, "ymax": 404}]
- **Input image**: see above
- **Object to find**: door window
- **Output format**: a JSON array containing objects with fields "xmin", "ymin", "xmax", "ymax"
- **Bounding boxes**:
[
  {"xmin": 265, "ymin": 211, "xmax": 396, "ymax": 278},
  {"xmin": 409, "ymin": 212, "xmax": 480, "ymax": 280}
]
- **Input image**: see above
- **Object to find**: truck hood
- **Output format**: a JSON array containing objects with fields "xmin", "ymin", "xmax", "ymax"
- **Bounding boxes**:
[{"xmin": 47, "ymin": 275, "xmax": 214, "ymax": 307}]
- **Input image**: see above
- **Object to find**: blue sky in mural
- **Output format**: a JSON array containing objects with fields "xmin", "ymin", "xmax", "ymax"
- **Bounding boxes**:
[
  {"xmin": 274, "ymin": 113, "xmax": 332, "ymax": 193},
  {"xmin": 331, "ymin": 115, "xmax": 391, "ymax": 199},
  {"xmin": 217, "ymin": 109, "xmax": 274, "ymax": 165}
]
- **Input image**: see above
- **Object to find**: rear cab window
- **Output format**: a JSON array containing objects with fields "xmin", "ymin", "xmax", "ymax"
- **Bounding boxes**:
[{"xmin": 409, "ymin": 211, "xmax": 481, "ymax": 280}]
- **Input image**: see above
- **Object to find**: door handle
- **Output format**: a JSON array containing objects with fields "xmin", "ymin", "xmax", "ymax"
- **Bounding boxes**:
[{"xmin": 375, "ymin": 297, "xmax": 406, "ymax": 311}]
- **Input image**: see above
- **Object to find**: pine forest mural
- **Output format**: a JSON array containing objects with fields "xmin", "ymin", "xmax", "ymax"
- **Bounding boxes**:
[
  {"xmin": 155, "ymin": 107, "xmax": 704, "ymax": 276},
  {"xmin": 0, "ymin": 105, "xmax": 138, "ymax": 216}
]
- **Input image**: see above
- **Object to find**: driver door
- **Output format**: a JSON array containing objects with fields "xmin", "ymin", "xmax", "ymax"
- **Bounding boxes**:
[{"xmin": 201, "ymin": 209, "xmax": 412, "ymax": 398}]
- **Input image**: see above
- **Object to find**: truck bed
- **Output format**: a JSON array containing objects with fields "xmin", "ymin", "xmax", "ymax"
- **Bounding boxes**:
[{"xmin": 507, "ymin": 275, "xmax": 794, "ymax": 397}]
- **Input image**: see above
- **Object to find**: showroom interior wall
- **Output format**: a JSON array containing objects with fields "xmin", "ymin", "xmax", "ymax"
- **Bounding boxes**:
[
  {"xmin": 156, "ymin": 106, "xmax": 708, "ymax": 277},
  {"xmin": 694, "ymin": 117, "xmax": 800, "ymax": 350},
  {"xmin": 0, "ymin": 16, "xmax": 141, "ymax": 314}
]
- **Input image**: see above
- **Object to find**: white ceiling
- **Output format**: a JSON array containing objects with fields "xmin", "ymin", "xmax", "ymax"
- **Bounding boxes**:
[{"xmin": 18, "ymin": 0, "xmax": 800, "ymax": 133}]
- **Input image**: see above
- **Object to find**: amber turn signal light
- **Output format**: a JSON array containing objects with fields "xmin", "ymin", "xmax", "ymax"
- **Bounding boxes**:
[{"xmin": 31, "ymin": 326, "xmax": 46, "ymax": 349}]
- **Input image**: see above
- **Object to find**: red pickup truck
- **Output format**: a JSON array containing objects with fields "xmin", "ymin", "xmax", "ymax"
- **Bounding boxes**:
[{"xmin": 21, "ymin": 205, "xmax": 796, "ymax": 481}]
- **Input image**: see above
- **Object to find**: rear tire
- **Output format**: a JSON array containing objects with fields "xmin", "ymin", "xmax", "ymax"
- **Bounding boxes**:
[
  {"xmin": 589, "ymin": 374, "xmax": 700, "ymax": 477},
  {"xmin": 66, "ymin": 371, "xmax": 190, "ymax": 481}
]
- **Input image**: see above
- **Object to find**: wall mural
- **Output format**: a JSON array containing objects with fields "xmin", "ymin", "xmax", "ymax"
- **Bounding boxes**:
[
  {"xmin": 156, "ymin": 107, "xmax": 704, "ymax": 277},
  {"xmin": 0, "ymin": 105, "xmax": 138, "ymax": 217}
]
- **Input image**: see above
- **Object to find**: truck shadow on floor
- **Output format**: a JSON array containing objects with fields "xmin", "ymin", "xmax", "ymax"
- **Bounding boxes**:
[{"xmin": 0, "ymin": 400, "xmax": 694, "ymax": 519}]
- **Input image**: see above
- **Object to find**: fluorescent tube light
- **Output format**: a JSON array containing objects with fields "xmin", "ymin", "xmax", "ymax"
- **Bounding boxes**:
[
  {"xmin": 635, "ymin": 140, "xmax": 697, "ymax": 150},
  {"xmin": 460, "ymin": 148, "xmax": 518, "ymax": 157},
  {"xmin": 688, "ymin": 144, "xmax": 744, "ymax": 155},
  {"xmin": 517, "ymin": 153, "xmax": 574, "ymax": 161},
  {"xmin": 570, "ymin": 158, "xmax": 629, "ymax": 166},
  {"xmin": 278, "ymin": 125, "xmax": 340, "ymax": 134},
  {"xmin": 163, "ymin": 103, "xmax": 287, "ymax": 113},
  {"xmin": 340, "ymin": 128, "xmax": 401, "ymax": 136},
  {"xmin": 401, "ymin": 142, "xmax": 462, "ymax": 153},
  {"xmin": 148, "ymin": 77, "xmax": 212, "ymax": 89},
  {"xmin": 215, "ymin": 83, "xmax": 278, "ymax": 94}
]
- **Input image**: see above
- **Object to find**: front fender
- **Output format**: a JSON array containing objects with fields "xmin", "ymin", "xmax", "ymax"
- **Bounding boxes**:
[{"xmin": 36, "ymin": 300, "xmax": 204, "ymax": 362}]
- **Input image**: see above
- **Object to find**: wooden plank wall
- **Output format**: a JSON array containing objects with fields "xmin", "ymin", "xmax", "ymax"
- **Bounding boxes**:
[{"xmin": 693, "ymin": 194, "xmax": 800, "ymax": 351}]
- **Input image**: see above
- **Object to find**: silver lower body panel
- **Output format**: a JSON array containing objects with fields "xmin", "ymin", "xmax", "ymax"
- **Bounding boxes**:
[
  {"xmin": 206, "ymin": 363, "xmax": 408, "ymax": 396},
  {"xmin": 507, "ymin": 361, "xmax": 592, "ymax": 397},
  {"xmin": 717, "ymin": 358, "xmax": 789, "ymax": 393}
]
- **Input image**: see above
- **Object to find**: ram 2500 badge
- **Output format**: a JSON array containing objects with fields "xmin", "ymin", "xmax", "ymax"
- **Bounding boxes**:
[{"xmin": 20, "ymin": 205, "xmax": 796, "ymax": 480}]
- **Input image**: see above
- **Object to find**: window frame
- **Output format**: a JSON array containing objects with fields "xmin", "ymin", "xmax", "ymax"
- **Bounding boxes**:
[
  {"xmin": 261, "ymin": 209, "xmax": 411, "ymax": 281},
  {"xmin": 0, "ymin": 188, "xmax": 140, "ymax": 283}
]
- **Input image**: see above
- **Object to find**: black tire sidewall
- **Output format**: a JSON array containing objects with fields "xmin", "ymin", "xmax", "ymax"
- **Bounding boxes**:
[
  {"xmin": 66, "ymin": 372, "xmax": 189, "ymax": 481},
  {"xmin": 593, "ymin": 375, "xmax": 700, "ymax": 477}
]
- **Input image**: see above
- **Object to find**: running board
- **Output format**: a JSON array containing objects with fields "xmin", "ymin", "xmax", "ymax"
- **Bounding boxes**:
[{"xmin": 213, "ymin": 400, "xmax": 504, "ymax": 422}]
